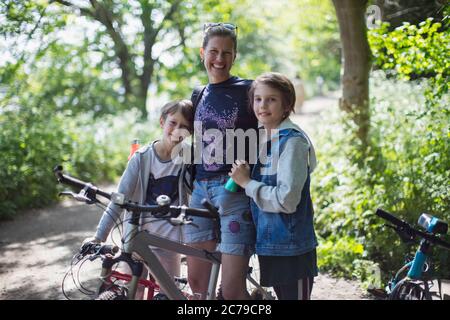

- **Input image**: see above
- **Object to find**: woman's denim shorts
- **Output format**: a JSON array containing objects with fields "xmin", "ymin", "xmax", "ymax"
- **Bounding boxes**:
[{"xmin": 183, "ymin": 175, "xmax": 255, "ymax": 256}]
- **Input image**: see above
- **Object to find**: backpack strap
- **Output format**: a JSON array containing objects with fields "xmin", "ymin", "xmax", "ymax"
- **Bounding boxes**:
[
  {"xmin": 190, "ymin": 85, "xmax": 206, "ymax": 113},
  {"xmin": 187, "ymin": 85, "xmax": 206, "ymax": 188}
]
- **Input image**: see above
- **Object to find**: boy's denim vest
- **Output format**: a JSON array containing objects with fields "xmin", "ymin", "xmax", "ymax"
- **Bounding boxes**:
[{"xmin": 250, "ymin": 128, "xmax": 318, "ymax": 256}]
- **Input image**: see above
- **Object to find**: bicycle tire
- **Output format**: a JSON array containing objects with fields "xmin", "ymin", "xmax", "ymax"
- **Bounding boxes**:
[
  {"xmin": 96, "ymin": 283, "xmax": 128, "ymax": 300},
  {"xmin": 246, "ymin": 254, "xmax": 276, "ymax": 300},
  {"xmin": 389, "ymin": 278, "xmax": 431, "ymax": 300}
]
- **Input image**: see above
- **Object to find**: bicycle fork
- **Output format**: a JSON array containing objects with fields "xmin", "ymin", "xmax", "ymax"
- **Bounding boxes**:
[{"xmin": 99, "ymin": 253, "xmax": 143, "ymax": 299}]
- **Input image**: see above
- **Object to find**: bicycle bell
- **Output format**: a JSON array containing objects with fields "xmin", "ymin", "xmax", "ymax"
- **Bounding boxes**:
[{"xmin": 156, "ymin": 195, "xmax": 171, "ymax": 206}]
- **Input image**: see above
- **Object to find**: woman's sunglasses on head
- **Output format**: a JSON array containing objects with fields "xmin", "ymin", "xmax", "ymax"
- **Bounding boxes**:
[{"xmin": 203, "ymin": 23, "xmax": 238, "ymax": 36}]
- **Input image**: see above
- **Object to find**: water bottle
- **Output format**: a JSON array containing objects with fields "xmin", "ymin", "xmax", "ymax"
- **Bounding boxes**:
[
  {"xmin": 224, "ymin": 177, "xmax": 239, "ymax": 192},
  {"xmin": 128, "ymin": 139, "xmax": 140, "ymax": 160}
]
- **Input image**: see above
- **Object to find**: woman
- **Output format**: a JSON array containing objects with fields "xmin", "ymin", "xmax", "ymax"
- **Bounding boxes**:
[{"xmin": 184, "ymin": 23, "xmax": 258, "ymax": 300}]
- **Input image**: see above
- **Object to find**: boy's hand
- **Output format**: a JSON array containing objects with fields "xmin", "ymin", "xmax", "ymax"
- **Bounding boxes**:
[
  {"xmin": 82, "ymin": 236, "xmax": 101, "ymax": 246},
  {"xmin": 229, "ymin": 160, "xmax": 251, "ymax": 188}
]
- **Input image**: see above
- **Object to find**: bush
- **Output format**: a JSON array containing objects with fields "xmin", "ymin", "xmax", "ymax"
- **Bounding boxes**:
[
  {"xmin": 312, "ymin": 71, "xmax": 450, "ymax": 285},
  {"xmin": 0, "ymin": 107, "xmax": 159, "ymax": 220},
  {"xmin": 369, "ymin": 17, "xmax": 449, "ymax": 102},
  {"xmin": 0, "ymin": 107, "xmax": 68, "ymax": 218}
]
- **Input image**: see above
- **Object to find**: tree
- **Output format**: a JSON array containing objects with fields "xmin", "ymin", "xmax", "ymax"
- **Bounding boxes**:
[
  {"xmin": 48, "ymin": 0, "xmax": 203, "ymax": 119},
  {"xmin": 332, "ymin": 0, "xmax": 372, "ymax": 148}
]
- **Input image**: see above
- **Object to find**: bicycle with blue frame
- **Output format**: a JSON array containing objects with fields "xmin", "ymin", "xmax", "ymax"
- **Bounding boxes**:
[{"xmin": 368, "ymin": 209, "xmax": 450, "ymax": 300}]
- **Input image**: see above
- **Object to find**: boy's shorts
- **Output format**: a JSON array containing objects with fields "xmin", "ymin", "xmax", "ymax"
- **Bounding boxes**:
[{"xmin": 183, "ymin": 175, "xmax": 255, "ymax": 256}]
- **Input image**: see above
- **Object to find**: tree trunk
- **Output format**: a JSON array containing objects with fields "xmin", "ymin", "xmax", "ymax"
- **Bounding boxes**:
[{"xmin": 333, "ymin": 0, "xmax": 372, "ymax": 147}]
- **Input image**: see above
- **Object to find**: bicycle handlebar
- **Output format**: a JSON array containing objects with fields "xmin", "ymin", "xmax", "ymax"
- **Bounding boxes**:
[
  {"xmin": 376, "ymin": 208, "xmax": 450, "ymax": 250},
  {"xmin": 54, "ymin": 165, "xmax": 219, "ymax": 221},
  {"xmin": 54, "ymin": 165, "xmax": 112, "ymax": 200}
]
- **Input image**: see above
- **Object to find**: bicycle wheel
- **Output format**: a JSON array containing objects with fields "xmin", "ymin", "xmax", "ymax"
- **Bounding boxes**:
[
  {"xmin": 96, "ymin": 284, "xmax": 128, "ymax": 300},
  {"xmin": 177, "ymin": 255, "xmax": 195, "ymax": 298},
  {"xmin": 246, "ymin": 254, "xmax": 276, "ymax": 300},
  {"xmin": 389, "ymin": 278, "xmax": 431, "ymax": 300}
]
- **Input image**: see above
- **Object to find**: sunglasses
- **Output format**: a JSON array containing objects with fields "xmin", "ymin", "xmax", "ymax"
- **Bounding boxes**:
[{"xmin": 203, "ymin": 23, "xmax": 238, "ymax": 36}]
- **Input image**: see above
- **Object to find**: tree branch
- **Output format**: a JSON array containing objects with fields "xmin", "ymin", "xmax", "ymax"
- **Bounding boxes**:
[
  {"xmin": 87, "ymin": 0, "xmax": 136, "ymax": 95},
  {"xmin": 139, "ymin": 0, "xmax": 182, "ymax": 94},
  {"xmin": 53, "ymin": 0, "xmax": 137, "ymax": 96},
  {"xmin": 51, "ymin": 0, "xmax": 94, "ymax": 18}
]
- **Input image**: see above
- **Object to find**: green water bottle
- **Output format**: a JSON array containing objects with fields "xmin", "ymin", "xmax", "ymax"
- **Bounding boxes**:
[{"xmin": 224, "ymin": 177, "xmax": 239, "ymax": 192}]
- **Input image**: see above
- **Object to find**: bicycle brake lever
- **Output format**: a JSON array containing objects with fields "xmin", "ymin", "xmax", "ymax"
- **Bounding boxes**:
[
  {"xmin": 59, "ymin": 191, "xmax": 76, "ymax": 198},
  {"xmin": 58, "ymin": 187, "xmax": 96, "ymax": 204},
  {"xmin": 169, "ymin": 216, "xmax": 198, "ymax": 228},
  {"xmin": 169, "ymin": 214, "xmax": 189, "ymax": 226},
  {"xmin": 88, "ymin": 254, "xmax": 101, "ymax": 261}
]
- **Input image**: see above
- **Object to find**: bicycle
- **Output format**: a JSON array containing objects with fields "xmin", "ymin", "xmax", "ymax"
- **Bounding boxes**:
[
  {"xmin": 368, "ymin": 208, "xmax": 450, "ymax": 300},
  {"xmin": 54, "ymin": 165, "xmax": 274, "ymax": 300}
]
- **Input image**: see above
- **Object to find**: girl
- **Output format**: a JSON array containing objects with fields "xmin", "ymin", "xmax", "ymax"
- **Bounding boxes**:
[
  {"xmin": 85, "ymin": 99, "xmax": 193, "ymax": 299},
  {"xmin": 183, "ymin": 23, "xmax": 259, "ymax": 300},
  {"xmin": 229, "ymin": 72, "xmax": 318, "ymax": 300}
]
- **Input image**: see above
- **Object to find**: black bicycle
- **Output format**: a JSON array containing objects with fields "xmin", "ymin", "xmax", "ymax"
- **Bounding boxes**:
[{"xmin": 368, "ymin": 208, "xmax": 450, "ymax": 300}]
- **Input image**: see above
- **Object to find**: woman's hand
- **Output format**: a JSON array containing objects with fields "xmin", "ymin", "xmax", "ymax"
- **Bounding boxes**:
[{"xmin": 229, "ymin": 160, "xmax": 251, "ymax": 188}]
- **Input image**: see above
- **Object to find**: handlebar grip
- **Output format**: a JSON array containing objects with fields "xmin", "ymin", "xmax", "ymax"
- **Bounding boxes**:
[
  {"xmin": 54, "ymin": 165, "xmax": 111, "ymax": 200},
  {"xmin": 54, "ymin": 165, "xmax": 89, "ymax": 190},
  {"xmin": 98, "ymin": 244, "xmax": 119, "ymax": 255},
  {"xmin": 81, "ymin": 242, "xmax": 119, "ymax": 255},
  {"xmin": 376, "ymin": 209, "xmax": 410, "ymax": 228}
]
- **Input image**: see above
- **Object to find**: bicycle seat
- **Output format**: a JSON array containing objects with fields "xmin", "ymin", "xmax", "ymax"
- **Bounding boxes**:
[{"xmin": 418, "ymin": 213, "xmax": 448, "ymax": 235}]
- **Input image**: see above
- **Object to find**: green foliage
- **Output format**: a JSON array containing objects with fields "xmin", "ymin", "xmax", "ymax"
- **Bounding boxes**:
[
  {"xmin": 285, "ymin": 0, "xmax": 341, "ymax": 93},
  {"xmin": 312, "ymin": 71, "xmax": 450, "ymax": 284},
  {"xmin": 0, "ymin": 107, "xmax": 69, "ymax": 219},
  {"xmin": 2, "ymin": 0, "xmax": 341, "ymax": 117},
  {"xmin": 0, "ymin": 105, "xmax": 159, "ymax": 220},
  {"xmin": 0, "ymin": 1, "xmax": 47, "ymax": 36},
  {"xmin": 313, "ymin": 13, "xmax": 449, "ymax": 285},
  {"xmin": 317, "ymin": 236, "xmax": 363, "ymax": 275},
  {"xmin": 1, "ymin": 41, "xmax": 126, "ymax": 118},
  {"xmin": 368, "ymin": 17, "xmax": 450, "ymax": 102},
  {"xmin": 159, "ymin": 0, "xmax": 342, "ymax": 97}
]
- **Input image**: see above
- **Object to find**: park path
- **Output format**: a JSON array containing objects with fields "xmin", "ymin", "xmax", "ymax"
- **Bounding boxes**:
[{"xmin": 0, "ymin": 94, "xmax": 371, "ymax": 300}]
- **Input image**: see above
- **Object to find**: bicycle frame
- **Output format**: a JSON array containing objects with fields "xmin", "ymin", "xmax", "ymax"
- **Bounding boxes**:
[
  {"xmin": 388, "ymin": 242, "xmax": 431, "ymax": 294},
  {"xmin": 100, "ymin": 217, "xmax": 222, "ymax": 300},
  {"xmin": 104, "ymin": 270, "xmax": 159, "ymax": 300},
  {"xmin": 407, "ymin": 239, "xmax": 430, "ymax": 280}
]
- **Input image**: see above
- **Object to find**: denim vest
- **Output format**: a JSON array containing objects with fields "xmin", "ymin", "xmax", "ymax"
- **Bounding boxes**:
[{"xmin": 250, "ymin": 129, "xmax": 318, "ymax": 256}]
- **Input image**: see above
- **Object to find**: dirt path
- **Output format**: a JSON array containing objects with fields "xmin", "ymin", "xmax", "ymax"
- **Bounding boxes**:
[{"xmin": 0, "ymin": 94, "xmax": 371, "ymax": 300}]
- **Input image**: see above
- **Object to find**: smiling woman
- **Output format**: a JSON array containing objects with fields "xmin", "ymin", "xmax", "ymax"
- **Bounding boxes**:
[
  {"xmin": 183, "ymin": 23, "xmax": 259, "ymax": 300},
  {"xmin": 200, "ymin": 36, "xmax": 237, "ymax": 84}
]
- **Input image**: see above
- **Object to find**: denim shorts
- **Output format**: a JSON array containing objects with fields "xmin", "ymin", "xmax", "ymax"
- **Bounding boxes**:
[{"xmin": 183, "ymin": 175, "xmax": 255, "ymax": 256}]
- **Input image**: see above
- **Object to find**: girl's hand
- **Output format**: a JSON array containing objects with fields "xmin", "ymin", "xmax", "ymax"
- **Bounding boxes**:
[{"xmin": 229, "ymin": 160, "xmax": 251, "ymax": 188}]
